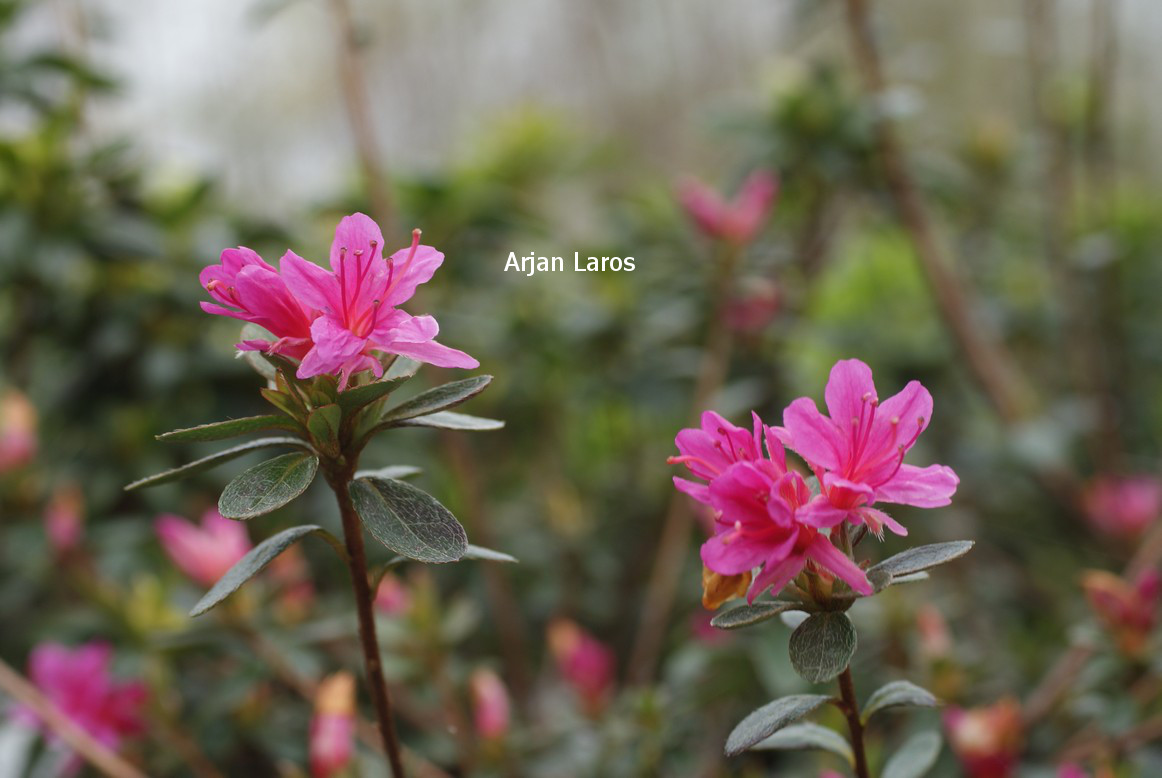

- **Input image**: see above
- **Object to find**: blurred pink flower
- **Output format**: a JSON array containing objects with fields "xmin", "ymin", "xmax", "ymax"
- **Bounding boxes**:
[
  {"xmin": 780, "ymin": 358, "xmax": 958, "ymax": 537},
  {"xmin": 678, "ymin": 170, "xmax": 778, "ymax": 245},
  {"xmin": 281, "ymin": 213, "xmax": 478, "ymax": 387},
  {"xmin": 18, "ymin": 642, "xmax": 145, "ymax": 757},
  {"xmin": 916, "ymin": 603, "xmax": 953, "ymax": 662},
  {"xmin": 670, "ymin": 410, "xmax": 871, "ymax": 600},
  {"xmin": 44, "ymin": 482, "xmax": 84, "ymax": 555},
  {"xmin": 268, "ymin": 544, "xmax": 316, "ymax": 620},
  {"xmin": 374, "ymin": 574, "xmax": 411, "ymax": 616},
  {"xmin": 1082, "ymin": 475, "xmax": 1162, "ymax": 538},
  {"xmin": 548, "ymin": 619, "xmax": 616, "ymax": 713},
  {"xmin": 1082, "ymin": 569, "xmax": 1160, "ymax": 657},
  {"xmin": 0, "ymin": 389, "xmax": 37, "ymax": 472},
  {"xmin": 724, "ymin": 279, "xmax": 780, "ymax": 334},
  {"xmin": 1057, "ymin": 765, "xmax": 1087, "ymax": 778},
  {"xmin": 309, "ymin": 673, "xmax": 355, "ymax": 778},
  {"xmin": 155, "ymin": 509, "xmax": 252, "ymax": 587},
  {"xmin": 944, "ymin": 698, "xmax": 1022, "ymax": 778},
  {"xmin": 200, "ymin": 246, "xmax": 315, "ymax": 360},
  {"xmin": 470, "ymin": 668, "xmax": 511, "ymax": 740}
]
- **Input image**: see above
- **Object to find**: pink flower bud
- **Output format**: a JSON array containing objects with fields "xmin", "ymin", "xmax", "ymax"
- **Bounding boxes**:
[
  {"xmin": 678, "ymin": 170, "xmax": 778, "ymax": 245},
  {"xmin": 548, "ymin": 619, "xmax": 616, "ymax": 714},
  {"xmin": 944, "ymin": 698, "xmax": 1023, "ymax": 778},
  {"xmin": 1082, "ymin": 475, "xmax": 1162, "ymax": 538},
  {"xmin": 309, "ymin": 673, "xmax": 356, "ymax": 778},
  {"xmin": 0, "ymin": 389, "xmax": 37, "ymax": 472},
  {"xmin": 470, "ymin": 668, "xmax": 511, "ymax": 740},
  {"xmin": 374, "ymin": 574, "xmax": 411, "ymax": 616},
  {"xmin": 44, "ymin": 482, "xmax": 85, "ymax": 555},
  {"xmin": 1082, "ymin": 569, "xmax": 1160, "ymax": 657},
  {"xmin": 155, "ymin": 509, "xmax": 252, "ymax": 587}
]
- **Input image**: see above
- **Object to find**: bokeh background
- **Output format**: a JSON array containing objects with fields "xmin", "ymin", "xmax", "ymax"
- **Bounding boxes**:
[{"xmin": 3, "ymin": 0, "xmax": 1162, "ymax": 775}]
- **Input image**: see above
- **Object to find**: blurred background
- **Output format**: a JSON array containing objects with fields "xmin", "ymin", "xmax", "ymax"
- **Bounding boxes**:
[{"xmin": 3, "ymin": 0, "xmax": 1162, "ymax": 775}]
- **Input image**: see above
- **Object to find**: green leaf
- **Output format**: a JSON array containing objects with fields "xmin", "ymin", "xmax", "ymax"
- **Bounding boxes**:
[
  {"xmin": 307, "ymin": 404, "xmax": 341, "ymax": 456},
  {"xmin": 337, "ymin": 375, "xmax": 412, "ymax": 414},
  {"xmin": 881, "ymin": 731, "xmax": 942, "ymax": 778},
  {"xmin": 711, "ymin": 600, "xmax": 803, "ymax": 630},
  {"xmin": 190, "ymin": 525, "xmax": 342, "ymax": 616},
  {"xmin": 385, "ymin": 357, "xmax": 421, "ymax": 381},
  {"xmin": 349, "ymin": 477, "xmax": 468, "ymax": 563},
  {"xmin": 789, "ymin": 612, "xmax": 858, "ymax": 684},
  {"xmin": 724, "ymin": 695, "xmax": 832, "ymax": 757},
  {"xmin": 353, "ymin": 465, "xmax": 423, "ymax": 480},
  {"xmin": 395, "ymin": 411, "xmax": 504, "ymax": 431},
  {"xmin": 261, "ymin": 387, "xmax": 302, "ymax": 418},
  {"xmin": 157, "ymin": 415, "xmax": 299, "ymax": 442},
  {"xmin": 752, "ymin": 722, "xmax": 854, "ymax": 765},
  {"xmin": 867, "ymin": 541, "xmax": 973, "ymax": 590},
  {"xmin": 463, "ymin": 544, "xmax": 518, "ymax": 563},
  {"xmin": 125, "ymin": 437, "xmax": 311, "ymax": 491},
  {"xmin": 218, "ymin": 453, "xmax": 319, "ymax": 520},
  {"xmin": 381, "ymin": 376, "xmax": 493, "ymax": 423},
  {"xmin": 863, "ymin": 681, "xmax": 939, "ymax": 723}
]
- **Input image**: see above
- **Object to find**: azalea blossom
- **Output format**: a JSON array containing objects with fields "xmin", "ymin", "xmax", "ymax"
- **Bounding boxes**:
[
  {"xmin": 944, "ymin": 698, "xmax": 1023, "ymax": 778},
  {"xmin": 469, "ymin": 668, "xmax": 511, "ymax": 740},
  {"xmin": 374, "ymin": 573, "xmax": 411, "ymax": 615},
  {"xmin": 670, "ymin": 410, "xmax": 872, "ymax": 600},
  {"xmin": 155, "ymin": 509, "xmax": 252, "ymax": 587},
  {"xmin": 548, "ymin": 619, "xmax": 616, "ymax": 714},
  {"xmin": 780, "ymin": 358, "xmax": 958, "ymax": 537},
  {"xmin": 1082, "ymin": 569, "xmax": 1160, "ymax": 657},
  {"xmin": 309, "ymin": 672, "xmax": 355, "ymax": 778},
  {"xmin": 44, "ymin": 482, "xmax": 84, "ymax": 555},
  {"xmin": 678, "ymin": 170, "xmax": 778, "ymax": 245},
  {"xmin": 1082, "ymin": 474, "xmax": 1162, "ymax": 539}
]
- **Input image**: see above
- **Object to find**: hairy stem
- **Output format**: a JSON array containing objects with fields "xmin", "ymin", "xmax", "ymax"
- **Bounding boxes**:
[
  {"xmin": 837, "ymin": 667, "xmax": 871, "ymax": 778},
  {"xmin": 327, "ymin": 470, "xmax": 407, "ymax": 778}
]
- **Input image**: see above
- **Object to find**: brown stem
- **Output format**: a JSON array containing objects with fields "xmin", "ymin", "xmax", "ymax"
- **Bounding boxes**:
[
  {"xmin": 837, "ymin": 667, "xmax": 871, "ymax": 778},
  {"xmin": 326, "ymin": 470, "xmax": 407, "ymax": 778},
  {"xmin": 0, "ymin": 657, "xmax": 149, "ymax": 778}
]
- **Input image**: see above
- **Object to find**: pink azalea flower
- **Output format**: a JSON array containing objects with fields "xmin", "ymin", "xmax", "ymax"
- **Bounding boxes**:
[
  {"xmin": 943, "ymin": 698, "xmax": 1022, "ymax": 778},
  {"xmin": 309, "ymin": 673, "xmax": 355, "ymax": 778},
  {"xmin": 18, "ymin": 642, "xmax": 146, "ymax": 757},
  {"xmin": 469, "ymin": 668, "xmax": 511, "ymax": 740},
  {"xmin": 0, "ymin": 388, "xmax": 37, "ymax": 472},
  {"xmin": 724, "ymin": 278, "xmax": 780, "ymax": 334},
  {"xmin": 200, "ymin": 246, "xmax": 316, "ymax": 360},
  {"xmin": 781, "ymin": 358, "xmax": 958, "ymax": 537},
  {"xmin": 44, "ymin": 482, "xmax": 85, "ymax": 555},
  {"xmin": 155, "ymin": 509, "xmax": 252, "ymax": 587},
  {"xmin": 280, "ymin": 213, "xmax": 478, "ymax": 387},
  {"xmin": 373, "ymin": 574, "xmax": 411, "ymax": 616},
  {"xmin": 1082, "ymin": 569, "xmax": 1160, "ymax": 657},
  {"xmin": 678, "ymin": 170, "xmax": 779, "ymax": 245},
  {"xmin": 548, "ymin": 619, "xmax": 616, "ymax": 714},
  {"xmin": 670, "ymin": 410, "xmax": 871, "ymax": 599},
  {"xmin": 1082, "ymin": 475, "xmax": 1162, "ymax": 538}
]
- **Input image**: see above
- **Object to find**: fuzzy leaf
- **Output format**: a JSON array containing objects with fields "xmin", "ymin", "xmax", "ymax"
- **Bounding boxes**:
[
  {"xmin": 867, "ymin": 542, "xmax": 973, "ymax": 589},
  {"xmin": 190, "ymin": 525, "xmax": 339, "ymax": 616},
  {"xmin": 463, "ymin": 544, "xmax": 518, "ymax": 563},
  {"xmin": 381, "ymin": 376, "xmax": 493, "ymax": 423},
  {"xmin": 354, "ymin": 465, "xmax": 422, "ymax": 480},
  {"xmin": 882, "ymin": 731, "xmax": 942, "ymax": 778},
  {"xmin": 218, "ymin": 453, "xmax": 319, "ymax": 520},
  {"xmin": 385, "ymin": 357, "xmax": 421, "ymax": 381},
  {"xmin": 157, "ymin": 415, "xmax": 299, "ymax": 442},
  {"xmin": 350, "ymin": 477, "xmax": 467, "ymax": 563},
  {"xmin": 337, "ymin": 375, "xmax": 412, "ymax": 414},
  {"xmin": 711, "ymin": 600, "xmax": 803, "ymax": 630},
  {"xmin": 395, "ymin": 411, "xmax": 504, "ymax": 431},
  {"xmin": 863, "ymin": 681, "xmax": 939, "ymax": 723},
  {"xmin": 307, "ymin": 404, "xmax": 341, "ymax": 456},
  {"xmin": 724, "ymin": 695, "xmax": 832, "ymax": 757},
  {"xmin": 752, "ymin": 722, "xmax": 854, "ymax": 765},
  {"xmin": 125, "ymin": 437, "xmax": 310, "ymax": 491},
  {"xmin": 789, "ymin": 612, "xmax": 858, "ymax": 684}
]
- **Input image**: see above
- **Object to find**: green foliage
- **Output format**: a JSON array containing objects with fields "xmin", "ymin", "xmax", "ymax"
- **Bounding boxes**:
[
  {"xmin": 710, "ymin": 600, "xmax": 803, "ymax": 630},
  {"xmin": 867, "ymin": 541, "xmax": 974, "ymax": 590},
  {"xmin": 217, "ymin": 452, "xmax": 319, "ymax": 520},
  {"xmin": 863, "ymin": 680, "xmax": 940, "ymax": 724},
  {"xmin": 724, "ymin": 695, "xmax": 832, "ymax": 757},
  {"xmin": 349, "ymin": 477, "xmax": 468, "ymax": 563},
  {"xmin": 751, "ymin": 722, "xmax": 854, "ymax": 765},
  {"xmin": 380, "ymin": 375, "xmax": 494, "ymax": 424},
  {"xmin": 124, "ymin": 438, "xmax": 311, "ymax": 491},
  {"xmin": 881, "ymin": 731, "xmax": 943, "ymax": 778},
  {"xmin": 788, "ymin": 612, "xmax": 858, "ymax": 684},
  {"xmin": 157, "ymin": 415, "xmax": 299, "ymax": 442}
]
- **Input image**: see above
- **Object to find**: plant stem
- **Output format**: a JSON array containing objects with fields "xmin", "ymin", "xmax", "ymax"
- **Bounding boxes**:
[
  {"xmin": 327, "ymin": 471, "xmax": 407, "ymax": 778},
  {"xmin": 837, "ymin": 666, "xmax": 871, "ymax": 778}
]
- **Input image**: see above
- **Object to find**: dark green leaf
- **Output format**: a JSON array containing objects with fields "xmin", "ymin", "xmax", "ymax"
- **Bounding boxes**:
[
  {"xmin": 724, "ymin": 695, "xmax": 831, "ymax": 757},
  {"xmin": 337, "ymin": 375, "xmax": 412, "ymax": 414},
  {"xmin": 711, "ymin": 600, "xmax": 803, "ymax": 630},
  {"xmin": 190, "ymin": 525, "xmax": 341, "ymax": 616},
  {"xmin": 354, "ymin": 465, "xmax": 422, "ymax": 480},
  {"xmin": 125, "ymin": 438, "xmax": 311, "ymax": 491},
  {"xmin": 381, "ymin": 376, "xmax": 492, "ymax": 423},
  {"xmin": 349, "ymin": 477, "xmax": 468, "ymax": 563},
  {"xmin": 882, "ymin": 731, "xmax": 942, "ymax": 778},
  {"xmin": 789, "ymin": 612, "xmax": 858, "ymax": 684},
  {"xmin": 394, "ymin": 411, "xmax": 504, "ymax": 431},
  {"xmin": 157, "ymin": 415, "xmax": 299, "ymax": 442},
  {"xmin": 752, "ymin": 723, "xmax": 854, "ymax": 764},
  {"xmin": 218, "ymin": 453, "xmax": 319, "ymax": 520},
  {"xmin": 867, "ymin": 541, "xmax": 973, "ymax": 590},
  {"xmin": 463, "ymin": 544, "xmax": 518, "ymax": 563},
  {"xmin": 863, "ymin": 681, "xmax": 939, "ymax": 723},
  {"xmin": 307, "ymin": 404, "xmax": 341, "ymax": 456}
]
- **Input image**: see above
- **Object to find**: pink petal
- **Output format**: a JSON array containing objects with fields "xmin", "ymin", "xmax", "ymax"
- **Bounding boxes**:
[
  {"xmin": 709, "ymin": 462, "xmax": 783, "ymax": 529},
  {"xmin": 876, "ymin": 464, "xmax": 959, "ymax": 508},
  {"xmin": 821, "ymin": 473, "xmax": 875, "ymax": 511},
  {"xmin": 865, "ymin": 380, "xmax": 932, "ymax": 466},
  {"xmin": 330, "ymin": 212, "xmax": 385, "ymax": 270},
  {"xmin": 673, "ymin": 476, "xmax": 711, "ymax": 505},
  {"xmin": 783, "ymin": 397, "xmax": 845, "ymax": 471},
  {"xmin": 700, "ymin": 533, "xmax": 768, "ymax": 576},
  {"xmin": 282, "ymin": 250, "xmax": 342, "ymax": 316},
  {"xmin": 806, "ymin": 535, "xmax": 872, "ymax": 595},
  {"xmin": 824, "ymin": 358, "xmax": 877, "ymax": 429},
  {"xmin": 298, "ymin": 317, "xmax": 368, "ymax": 379},
  {"xmin": 797, "ymin": 494, "xmax": 851, "ymax": 529},
  {"xmin": 383, "ymin": 245, "xmax": 445, "ymax": 307},
  {"xmin": 382, "ymin": 338, "xmax": 479, "ymax": 369},
  {"xmin": 748, "ymin": 552, "xmax": 805, "ymax": 602},
  {"xmin": 233, "ymin": 265, "xmax": 313, "ymax": 339},
  {"xmin": 857, "ymin": 506, "xmax": 908, "ymax": 537}
]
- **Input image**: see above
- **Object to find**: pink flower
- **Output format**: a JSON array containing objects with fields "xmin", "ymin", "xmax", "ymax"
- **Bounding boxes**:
[
  {"xmin": 44, "ymin": 482, "xmax": 85, "ymax": 555},
  {"xmin": 1082, "ymin": 475, "xmax": 1162, "ymax": 538},
  {"xmin": 670, "ymin": 411, "xmax": 872, "ymax": 600},
  {"xmin": 280, "ymin": 213, "xmax": 478, "ymax": 387},
  {"xmin": 0, "ymin": 389, "xmax": 37, "ymax": 472},
  {"xmin": 781, "ymin": 358, "xmax": 959, "ymax": 537},
  {"xmin": 200, "ymin": 246, "xmax": 315, "ymax": 360},
  {"xmin": 548, "ymin": 619, "xmax": 616, "ymax": 713},
  {"xmin": 155, "ymin": 509, "xmax": 252, "ymax": 587},
  {"xmin": 678, "ymin": 170, "xmax": 779, "ymax": 245},
  {"xmin": 724, "ymin": 278, "xmax": 780, "ymax": 334},
  {"xmin": 19, "ymin": 642, "xmax": 146, "ymax": 755},
  {"xmin": 469, "ymin": 668, "xmax": 511, "ymax": 740},
  {"xmin": 944, "ymin": 698, "xmax": 1022, "ymax": 778},
  {"xmin": 309, "ymin": 673, "xmax": 355, "ymax": 778},
  {"xmin": 1082, "ymin": 569, "xmax": 1160, "ymax": 657},
  {"xmin": 374, "ymin": 574, "xmax": 411, "ymax": 616}
]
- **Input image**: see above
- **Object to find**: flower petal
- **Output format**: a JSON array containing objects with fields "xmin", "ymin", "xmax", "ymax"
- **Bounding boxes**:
[
  {"xmin": 748, "ymin": 553, "xmax": 805, "ymax": 602},
  {"xmin": 876, "ymin": 464, "xmax": 959, "ymax": 508},
  {"xmin": 382, "ymin": 338, "xmax": 479, "ymax": 369},
  {"xmin": 700, "ymin": 534, "xmax": 768, "ymax": 577},
  {"xmin": 806, "ymin": 535, "xmax": 872, "ymax": 595},
  {"xmin": 824, "ymin": 358, "xmax": 877, "ymax": 428},
  {"xmin": 673, "ymin": 476, "xmax": 711, "ymax": 505},
  {"xmin": 330, "ymin": 212, "xmax": 385, "ymax": 271},
  {"xmin": 783, "ymin": 397, "xmax": 845, "ymax": 471},
  {"xmin": 384, "ymin": 245, "xmax": 445, "ymax": 307}
]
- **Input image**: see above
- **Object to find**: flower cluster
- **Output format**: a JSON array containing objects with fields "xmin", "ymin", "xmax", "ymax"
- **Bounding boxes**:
[
  {"xmin": 201, "ymin": 213, "xmax": 477, "ymax": 389},
  {"xmin": 670, "ymin": 358, "xmax": 959, "ymax": 604}
]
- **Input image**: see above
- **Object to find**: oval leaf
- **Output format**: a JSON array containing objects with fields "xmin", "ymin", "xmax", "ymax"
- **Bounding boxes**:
[
  {"xmin": 789, "ymin": 612, "xmax": 858, "ymax": 684},
  {"xmin": 385, "ymin": 357, "xmax": 421, "ymax": 381},
  {"xmin": 157, "ymin": 415, "xmax": 300, "ymax": 442},
  {"xmin": 190, "ymin": 525, "xmax": 337, "ymax": 616},
  {"xmin": 381, "ymin": 375, "xmax": 492, "ymax": 423},
  {"xmin": 725, "ymin": 695, "xmax": 831, "ymax": 757},
  {"xmin": 752, "ymin": 722, "xmax": 854, "ymax": 765},
  {"xmin": 882, "ymin": 731, "xmax": 942, "ymax": 778},
  {"xmin": 349, "ymin": 477, "xmax": 468, "ymax": 563},
  {"xmin": 463, "ymin": 544, "xmax": 518, "ymax": 563},
  {"xmin": 337, "ymin": 374, "xmax": 412, "ymax": 414},
  {"xmin": 867, "ymin": 541, "xmax": 974, "ymax": 583},
  {"xmin": 711, "ymin": 600, "xmax": 803, "ymax": 630},
  {"xmin": 218, "ymin": 453, "xmax": 319, "ymax": 520},
  {"xmin": 395, "ymin": 411, "xmax": 504, "ymax": 431},
  {"xmin": 354, "ymin": 465, "xmax": 423, "ymax": 481},
  {"xmin": 307, "ymin": 404, "xmax": 341, "ymax": 455},
  {"xmin": 125, "ymin": 437, "xmax": 311, "ymax": 491},
  {"xmin": 863, "ymin": 681, "xmax": 939, "ymax": 724}
]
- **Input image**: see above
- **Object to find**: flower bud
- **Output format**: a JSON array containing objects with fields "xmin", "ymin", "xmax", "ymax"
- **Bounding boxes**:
[
  {"xmin": 1082, "ymin": 475, "xmax": 1162, "ymax": 539},
  {"xmin": 944, "ymin": 698, "xmax": 1022, "ymax": 778},
  {"xmin": 548, "ymin": 619, "xmax": 616, "ymax": 714},
  {"xmin": 0, "ymin": 389, "xmax": 36, "ymax": 472},
  {"xmin": 44, "ymin": 482, "xmax": 84, "ymax": 555},
  {"xmin": 469, "ymin": 668, "xmax": 511, "ymax": 740},
  {"xmin": 701, "ymin": 564, "xmax": 751, "ymax": 610},
  {"xmin": 374, "ymin": 574, "xmax": 411, "ymax": 616},
  {"xmin": 155, "ymin": 509, "xmax": 252, "ymax": 587},
  {"xmin": 678, "ymin": 170, "xmax": 778, "ymax": 245},
  {"xmin": 1082, "ymin": 569, "xmax": 1160, "ymax": 657}
]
